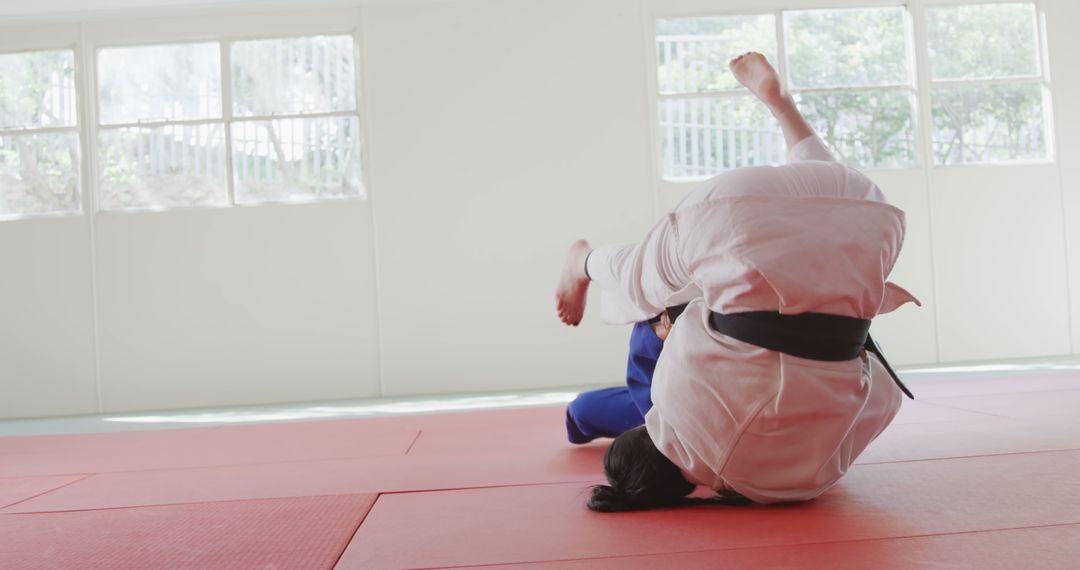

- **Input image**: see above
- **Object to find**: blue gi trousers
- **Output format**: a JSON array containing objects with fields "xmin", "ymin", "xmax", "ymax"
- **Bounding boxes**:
[{"xmin": 566, "ymin": 321, "xmax": 664, "ymax": 444}]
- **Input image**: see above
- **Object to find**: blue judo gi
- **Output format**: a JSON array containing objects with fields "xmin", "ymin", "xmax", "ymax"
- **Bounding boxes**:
[{"xmin": 565, "ymin": 321, "xmax": 664, "ymax": 444}]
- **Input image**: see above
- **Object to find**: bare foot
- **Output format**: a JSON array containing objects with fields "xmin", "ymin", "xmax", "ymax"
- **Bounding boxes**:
[
  {"xmin": 555, "ymin": 239, "xmax": 591, "ymax": 326},
  {"xmin": 729, "ymin": 52, "xmax": 786, "ymax": 110}
]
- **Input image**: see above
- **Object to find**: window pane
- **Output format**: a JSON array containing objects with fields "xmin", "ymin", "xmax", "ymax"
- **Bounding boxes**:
[
  {"xmin": 931, "ymin": 83, "xmax": 1046, "ymax": 165},
  {"xmin": 232, "ymin": 116, "xmax": 362, "ymax": 203},
  {"xmin": 232, "ymin": 36, "xmax": 356, "ymax": 117},
  {"xmin": 656, "ymin": 15, "xmax": 777, "ymax": 94},
  {"xmin": 98, "ymin": 124, "xmax": 227, "ymax": 211},
  {"xmin": 98, "ymin": 43, "xmax": 222, "ymax": 125},
  {"xmin": 927, "ymin": 3, "xmax": 1039, "ymax": 80},
  {"xmin": 659, "ymin": 96, "xmax": 784, "ymax": 179},
  {"xmin": 0, "ymin": 50, "xmax": 77, "ymax": 130},
  {"xmin": 784, "ymin": 7, "xmax": 908, "ymax": 89},
  {"xmin": 796, "ymin": 90, "xmax": 916, "ymax": 169},
  {"xmin": 0, "ymin": 132, "xmax": 80, "ymax": 217}
]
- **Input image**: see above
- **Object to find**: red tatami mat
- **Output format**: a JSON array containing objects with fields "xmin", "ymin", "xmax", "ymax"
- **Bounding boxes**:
[
  {"xmin": 0, "ymin": 494, "xmax": 374, "ymax": 569},
  {"xmin": 0, "ymin": 420, "xmax": 419, "ymax": 477},
  {"xmin": 15, "ymin": 406, "xmax": 1080, "ymax": 515},
  {"xmin": 0, "ymin": 475, "xmax": 87, "ymax": 509},
  {"xmin": 919, "ymin": 388, "xmax": 1080, "ymax": 419},
  {"xmin": 856, "ymin": 414, "xmax": 1080, "ymax": 464},
  {"xmin": 885, "ymin": 398, "xmax": 1001, "ymax": 424},
  {"xmin": 435, "ymin": 524, "xmax": 1080, "ymax": 569},
  {"xmin": 3, "ymin": 374, "xmax": 1079, "ymax": 569},
  {"xmin": 3, "ymin": 445, "xmax": 604, "ymax": 514},
  {"xmin": 905, "ymin": 371, "xmax": 1080, "ymax": 398},
  {"xmin": 337, "ymin": 450, "xmax": 1080, "ymax": 568}
]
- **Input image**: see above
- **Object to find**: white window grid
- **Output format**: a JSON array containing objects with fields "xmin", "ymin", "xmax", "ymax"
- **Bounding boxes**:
[
  {"xmin": 655, "ymin": 19, "xmax": 785, "ymax": 177},
  {"xmin": 0, "ymin": 47, "xmax": 82, "ymax": 219},
  {"xmin": 782, "ymin": 6, "xmax": 920, "ymax": 172},
  {"xmin": 90, "ymin": 34, "xmax": 365, "ymax": 213},
  {"xmin": 921, "ymin": 2, "xmax": 1053, "ymax": 165},
  {"xmin": 0, "ymin": 24, "xmax": 367, "ymax": 222},
  {"xmin": 651, "ymin": 0, "xmax": 1055, "ymax": 182}
]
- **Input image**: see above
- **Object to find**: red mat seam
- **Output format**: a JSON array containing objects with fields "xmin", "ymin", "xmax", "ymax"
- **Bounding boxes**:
[
  {"xmin": 856, "ymin": 446, "xmax": 1080, "ymax": 466},
  {"xmin": 0, "ymin": 449, "xmax": 418, "ymax": 479},
  {"xmin": 0, "ymin": 477, "xmax": 607, "ymax": 515},
  {"xmin": 377, "ymin": 479, "xmax": 605, "ymax": 498},
  {"xmin": 0, "ymin": 474, "xmax": 94, "ymax": 510},
  {"xmin": 0, "ymin": 491, "xmax": 374, "ymax": 516},
  {"xmin": 0, "ymin": 471, "xmax": 94, "ymax": 481},
  {"xmin": 331, "ymin": 493, "xmax": 381, "ymax": 569},
  {"xmin": 920, "ymin": 387, "xmax": 1080, "ymax": 402},
  {"xmin": 913, "ymin": 399, "xmax": 1011, "ymax": 418},
  {"xmin": 8, "ymin": 448, "xmax": 1077, "ymax": 515},
  {"xmin": 405, "ymin": 431, "xmax": 422, "ymax": 455},
  {"xmin": 408, "ymin": 520, "xmax": 1080, "ymax": 570}
]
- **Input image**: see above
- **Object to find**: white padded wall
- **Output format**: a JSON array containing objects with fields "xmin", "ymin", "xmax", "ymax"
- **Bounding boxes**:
[
  {"xmin": 0, "ymin": 217, "xmax": 99, "ymax": 418},
  {"xmin": 2, "ymin": 0, "xmax": 1080, "ymax": 418},
  {"xmin": 1046, "ymin": 0, "xmax": 1080, "ymax": 355},
  {"xmin": 94, "ymin": 202, "xmax": 381, "ymax": 412},
  {"xmin": 363, "ymin": 0, "xmax": 657, "ymax": 396},
  {"xmin": 865, "ymin": 170, "xmax": 938, "ymax": 365},
  {"xmin": 929, "ymin": 165, "xmax": 1070, "ymax": 362}
]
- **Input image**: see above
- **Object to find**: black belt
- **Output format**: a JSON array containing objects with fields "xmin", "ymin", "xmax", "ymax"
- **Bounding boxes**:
[
  {"xmin": 647, "ymin": 303, "xmax": 689, "ymax": 326},
  {"xmin": 710, "ymin": 311, "xmax": 914, "ymax": 400},
  {"xmin": 648, "ymin": 305, "xmax": 913, "ymax": 400}
]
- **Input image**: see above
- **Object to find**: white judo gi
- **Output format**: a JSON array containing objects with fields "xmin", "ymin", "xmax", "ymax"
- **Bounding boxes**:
[{"xmin": 586, "ymin": 136, "xmax": 919, "ymax": 504}]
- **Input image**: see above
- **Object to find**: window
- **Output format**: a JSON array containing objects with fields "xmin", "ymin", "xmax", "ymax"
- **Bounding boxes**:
[
  {"xmin": 926, "ymin": 3, "xmax": 1048, "ymax": 165},
  {"xmin": 95, "ymin": 34, "xmax": 362, "ymax": 212},
  {"xmin": 655, "ymin": 15, "xmax": 781, "ymax": 178},
  {"xmin": 230, "ymin": 36, "xmax": 362, "ymax": 204},
  {"xmin": 0, "ymin": 50, "xmax": 80, "ymax": 218},
  {"xmin": 97, "ymin": 43, "xmax": 227, "ymax": 211},
  {"xmin": 784, "ymin": 7, "xmax": 916, "ymax": 169},
  {"xmin": 655, "ymin": 7, "xmax": 916, "ymax": 179}
]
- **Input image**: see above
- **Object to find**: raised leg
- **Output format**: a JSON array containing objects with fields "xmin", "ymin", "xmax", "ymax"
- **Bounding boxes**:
[
  {"xmin": 555, "ymin": 239, "xmax": 592, "ymax": 326},
  {"xmin": 729, "ymin": 52, "xmax": 816, "ymax": 151}
]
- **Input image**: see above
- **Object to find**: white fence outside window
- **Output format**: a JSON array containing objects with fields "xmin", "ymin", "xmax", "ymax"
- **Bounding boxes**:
[
  {"xmin": 654, "ymin": 1, "xmax": 1053, "ymax": 180},
  {"xmin": 0, "ymin": 19, "xmax": 366, "ymax": 220},
  {"xmin": 0, "ymin": 50, "xmax": 81, "ymax": 218}
]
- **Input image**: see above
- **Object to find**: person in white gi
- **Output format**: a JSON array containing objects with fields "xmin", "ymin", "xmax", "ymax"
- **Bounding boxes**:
[{"xmin": 555, "ymin": 52, "xmax": 920, "ymax": 512}]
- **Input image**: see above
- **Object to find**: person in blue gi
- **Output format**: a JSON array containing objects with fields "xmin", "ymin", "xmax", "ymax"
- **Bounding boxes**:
[{"xmin": 565, "ymin": 307, "xmax": 684, "ymax": 444}]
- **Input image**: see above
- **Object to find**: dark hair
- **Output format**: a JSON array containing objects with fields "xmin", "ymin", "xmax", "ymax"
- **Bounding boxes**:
[{"xmin": 588, "ymin": 426, "xmax": 744, "ymax": 512}]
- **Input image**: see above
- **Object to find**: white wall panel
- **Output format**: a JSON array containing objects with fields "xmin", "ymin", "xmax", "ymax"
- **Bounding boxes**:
[
  {"xmin": 3, "ymin": 0, "xmax": 1080, "ymax": 420},
  {"xmin": 0, "ymin": 217, "xmax": 98, "ymax": 418},
  {"xmin": 865, "ymin": 170, "xmax": 938, "ymax": 366},
  {"xmin": 94, "ymin": 202, "xmax": 381, "ymax": 412},
  {"xmin": 364, "ymin": 0, "xmax": 656, "ymax": 396},
  {"xmin": 930, "ymin": 165, "xmax": 1070, "ymax": 362},
  {"xmin": 1045, "ymin": 0, "xmax": 1080, "ymax": 355}
]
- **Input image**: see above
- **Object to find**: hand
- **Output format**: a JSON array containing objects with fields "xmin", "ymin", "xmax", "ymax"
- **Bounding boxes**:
[{"xmin": 651, "ymin": 310, "xmax": 673, "ymax": 341}]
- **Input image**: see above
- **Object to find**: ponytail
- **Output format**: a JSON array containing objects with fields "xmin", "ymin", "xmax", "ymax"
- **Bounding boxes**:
[
  {"xmin": 588, "ymin": 483, "xmax": 749, "ymax": 512},
  {"xmin": 587, "ymin": 484, "xmax": 643, "ymax": 513}
]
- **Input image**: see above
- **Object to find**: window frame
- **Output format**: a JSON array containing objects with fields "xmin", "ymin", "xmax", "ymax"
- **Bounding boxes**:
[
  {"xmin": 653, "ymin": 5, "xmax": 921, "ymax": 181},
  {"xmin": 85, "ymin": 12, "xmax": 368, "ymax": 214},
  {"xmin": 781, "ymin": 6, "xmax": 921, "ymax": 170},
  {"xmin": 93, "ymin": 40, "xmax": 230, "ymax": 211},
  {"xmin": 648, "ymin": 0, "xmax": 1056, "ymax": 183},
  {"xmin": 0, "ymin": 43, "xmax": 84, "ymax": 221},
  {"xmin": 654, "ymin": 14, "xmax": 787, "ymax": 178},
  {"xmin": 0, "ymin": 7, "xmax": 369, "ymax": 222},
  {"xmin": 920, "ymin": 1, "xmax": 1055, "ymax": 166},
  {"xmin": 92, "ymin": 33, "xmax": 365, "ymax": 212}
]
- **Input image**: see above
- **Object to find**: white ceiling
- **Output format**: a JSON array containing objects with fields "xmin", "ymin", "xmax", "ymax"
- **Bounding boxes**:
[{"xmin": 0, "ymin": 0, "xmax": 429, "ymax": 23}]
